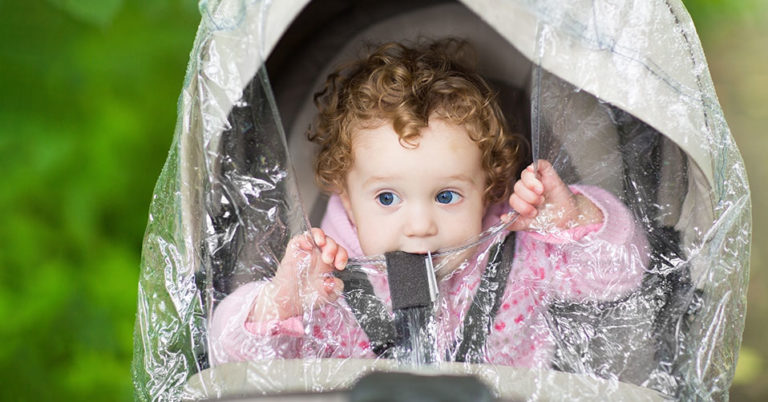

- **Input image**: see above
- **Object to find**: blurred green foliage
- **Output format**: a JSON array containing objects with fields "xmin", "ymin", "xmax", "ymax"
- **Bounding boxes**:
[
  {"xmin": 0, "ymin": 0, "xmax": 197, "ymax": 400},
  {"xmin": 683, "ymin": 0, "xmax": 765, "ymax": 28},
  {"xmin": 0, "ymin": 0, "xmax": 764, "ymax": 401},
  {"xmin": 46, "ymin": 0, "xmax": 125, "ymax": 26}
]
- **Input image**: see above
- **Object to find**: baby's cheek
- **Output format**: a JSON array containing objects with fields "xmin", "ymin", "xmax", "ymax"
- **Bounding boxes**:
[
  {"xmin": 357, "ymin": 235, "xmax": 377, "ymax": 257},
  {"xmin": 357, "ymin": 224, "xmax": 394, "ymax": 257},
  {"xmin": 457, "ymin": 216, "xmax": 484, "ymax": 242}
]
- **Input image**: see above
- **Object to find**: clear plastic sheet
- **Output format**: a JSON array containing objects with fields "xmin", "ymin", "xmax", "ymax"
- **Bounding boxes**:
[{"xmin": 132, "ymin": 1, "xmax": 751, "ymax": 400}]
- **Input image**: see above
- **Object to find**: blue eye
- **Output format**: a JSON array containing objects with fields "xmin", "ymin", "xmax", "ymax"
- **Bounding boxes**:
[
  {"xmin": 377, "ymin": 192, "xmax": 401, "ymax": 206},
  {"xmin": 436, "ymin": 190, "xmax": 461, "ymax": 204}
]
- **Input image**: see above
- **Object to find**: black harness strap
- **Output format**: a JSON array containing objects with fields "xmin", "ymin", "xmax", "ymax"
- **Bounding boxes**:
[
  {"xmin": 337, "ymin": 232, "xmax": 516, "ymax": 360},
  {"xmin": 454, "ymin": 232, "xmax": 516, "ymax": 362},
  {"xmin": 336, "ymin": 267, "xmax": 396, "ymax": 357}
]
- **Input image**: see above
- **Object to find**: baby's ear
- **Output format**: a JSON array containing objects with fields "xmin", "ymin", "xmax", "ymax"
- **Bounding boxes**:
[{"xmin": 338, "ymin": 191, "xmax": 356, "ymax": 226}]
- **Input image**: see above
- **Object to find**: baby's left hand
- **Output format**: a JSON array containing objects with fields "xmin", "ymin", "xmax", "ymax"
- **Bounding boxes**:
[{"xmin": 503, "ymin": 160, "xmax": 603, "ymax": 231}]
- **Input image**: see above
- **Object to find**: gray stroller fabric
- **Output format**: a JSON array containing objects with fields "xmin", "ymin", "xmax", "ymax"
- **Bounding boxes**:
[{"xmin": 132, "ymin": 1, "xmax": 750, "ymax": 401}]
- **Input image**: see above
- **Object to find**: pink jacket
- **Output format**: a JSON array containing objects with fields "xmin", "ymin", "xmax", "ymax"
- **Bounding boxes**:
[{"xmin": 210, "ymin": 185, "xmax": 648, "ymax": 367}]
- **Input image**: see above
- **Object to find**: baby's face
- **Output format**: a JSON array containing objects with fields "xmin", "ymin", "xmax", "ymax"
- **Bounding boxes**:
[{"xmin": 340, "ymin": 118, "xmax": 486, "ymax": 256}]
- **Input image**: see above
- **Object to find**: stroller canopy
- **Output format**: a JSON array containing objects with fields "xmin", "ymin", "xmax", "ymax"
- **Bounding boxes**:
[{"xmin": 132, "ymin": 0, "xmax": 750, "ymax": 400}]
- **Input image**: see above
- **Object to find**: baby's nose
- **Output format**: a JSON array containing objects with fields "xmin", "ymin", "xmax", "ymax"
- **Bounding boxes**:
[{"xmin": 404, "ymin": 208, "xmax": 438, "ymax": 237}]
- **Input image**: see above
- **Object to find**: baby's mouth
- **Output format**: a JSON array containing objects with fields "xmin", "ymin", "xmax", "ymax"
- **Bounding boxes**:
[
  {"xmin": 399, "ymin": 240, "xmax": 471, "ymax": 257},
  {"xmin": 397, "ymin": 243, "xmax": 438, "ymax": 255},
  {"xmin": 399, "ymin": 249, "xmax": 433, "ymax": 255}
]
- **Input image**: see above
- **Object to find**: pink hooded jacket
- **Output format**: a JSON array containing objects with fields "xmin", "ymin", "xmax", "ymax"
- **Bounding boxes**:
[{"xmin": 210, "ymin": 185, "xmax": 648, "ymax": 367}]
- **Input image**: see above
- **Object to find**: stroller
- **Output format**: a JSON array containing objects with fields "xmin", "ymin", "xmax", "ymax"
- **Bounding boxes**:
[{"xmin": 132, "ymin": 0, "xmax": 751, "ymax": 400}]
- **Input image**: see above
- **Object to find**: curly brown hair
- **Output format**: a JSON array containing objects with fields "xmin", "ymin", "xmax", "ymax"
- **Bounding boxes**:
[{"xmin": 308, "ymin": 39, "xmax": 526, "ymax": 204}]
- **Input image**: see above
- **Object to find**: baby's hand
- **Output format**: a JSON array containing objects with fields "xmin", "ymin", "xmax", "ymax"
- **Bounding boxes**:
[
  {"xmin": 504, "ymin": 160, "xmax": 603, "ymax": 231},
  {"xmin": 265, "ymin": 228, "xmax": 347, "ymax": 320}
]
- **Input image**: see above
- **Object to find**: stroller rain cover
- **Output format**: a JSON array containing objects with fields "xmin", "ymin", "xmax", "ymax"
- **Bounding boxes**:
[{"xmin": 132, "ymin": 0, "xmax": 751, "ymax": 400}]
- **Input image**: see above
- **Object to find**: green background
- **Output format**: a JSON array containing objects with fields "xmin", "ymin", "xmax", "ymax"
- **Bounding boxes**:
[{"xmin": 0, "ymin": 0, "xmax": 765, "ymax": 400}]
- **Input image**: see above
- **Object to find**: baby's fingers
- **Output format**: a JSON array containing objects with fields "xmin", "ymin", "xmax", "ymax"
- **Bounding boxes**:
[
  {"xmin": 319, "ymin": 236, "xmax": 348, "ymax": 270},
  {"xmin": 319, "ymin": 236, "xmax": 337, "ymax": 266},
  {"xmin": 530, "ymin": 159, "xmax": 555, "ymax": 178},
  {"xmin": 322, "ymin": 276, "xmax": 344, "ymax": 301},
  {"xmin": 293, "ymin": 228, "xmax": 326, "ymax": 252},
  {"xmin": 311, "ymin": 228, "xmax": 327, "ymax": 247},
  {"xmin": 295, "ymin": 232, "xmax": 315, "ymax": 251},
  {"xmin": 531, "ymin": 160, "xmax": 569, "ymax": 194},
  {"xmin": 333, "ymin": 245, "xmax": 348, "ymax": 270},
  {"xmin": 520, "ymin": 167, "xmax": 544, "ymax": 195},
  {"xmin": 282, "ymin": 234, "xmax": 313, "ymax": 266},
  {"xmin": 513, "ymin": 178, "xmax": 543, "ymax": 206},
  {"xmin": 509, "ymin": 193, "xmax": 538, "ymax": 218}
]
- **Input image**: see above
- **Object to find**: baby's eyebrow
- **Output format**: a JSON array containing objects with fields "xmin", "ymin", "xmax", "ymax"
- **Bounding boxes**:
[
  {"xmin": 362, "ymin": 176, "xmax": 394, "ymax": 187},
  {"xmin": 444, "ymin": 174, "xmax": 479, "ymax": 185},
  {"xmin": 362, "ymin": 174, "xmax": 479, "ymax": 188}
]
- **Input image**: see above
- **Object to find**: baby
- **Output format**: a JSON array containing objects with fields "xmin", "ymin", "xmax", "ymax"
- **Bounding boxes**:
[{"xmin": 210, "ymin": 39, "xmax": 648, "ymax": 367}]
